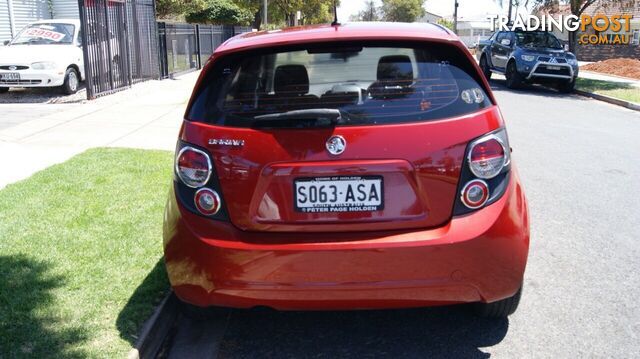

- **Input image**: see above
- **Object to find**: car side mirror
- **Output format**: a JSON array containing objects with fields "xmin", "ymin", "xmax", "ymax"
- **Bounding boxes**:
[
  {"xmin": 2, "ymin": 40, "xmax": 9, "ymax": 46},
  {"xmin": 500, "ymin": 38, "xmax": 511, "ymax": 47}
]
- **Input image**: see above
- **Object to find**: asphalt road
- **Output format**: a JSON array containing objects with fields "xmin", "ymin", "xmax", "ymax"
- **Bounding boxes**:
[{"xmin": 165, "ymin": 79, "xmax": 639, "ymax": 358}]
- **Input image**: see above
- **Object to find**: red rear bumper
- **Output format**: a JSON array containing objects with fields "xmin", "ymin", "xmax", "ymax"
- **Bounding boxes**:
[{"xmin": 163, "ymin": 171, "xmax": 529, "ymax": 310}]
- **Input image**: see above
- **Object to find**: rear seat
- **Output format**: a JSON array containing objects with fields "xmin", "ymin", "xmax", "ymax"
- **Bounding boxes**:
[{"xmin": 260, "ymin": 64, "xmax": 319, "ymax": 111}]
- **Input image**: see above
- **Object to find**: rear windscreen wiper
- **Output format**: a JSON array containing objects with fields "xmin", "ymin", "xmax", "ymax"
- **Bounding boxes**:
[{"xmin": 254, "ymin": 109, "xmax": 343, "ymax": 123}]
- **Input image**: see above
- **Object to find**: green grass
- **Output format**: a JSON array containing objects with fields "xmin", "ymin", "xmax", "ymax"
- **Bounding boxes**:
[
  {"xmin": 576, "ymin": 78, "xmax": 640, "ymax": 104},
  {"xmin": 0, "ymin": 148, "xmax": 173, "ymax": 358}
]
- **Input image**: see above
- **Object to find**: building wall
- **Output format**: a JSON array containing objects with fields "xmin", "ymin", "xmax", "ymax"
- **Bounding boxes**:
[
  {"xmin": 52, "ymin": 0, "xmax": 79, "ymax": 19},
  {"xmin": 419, "ymin": 12, "xmax": 442, "ymax": 24},
  {"xmin": 457, "ymin": 21, "xmax": 493, "ymax": 48},
  {"xmin": 576, "ymin": 20, "xmax": 640, "ymax": 61},
  {"xmin": 4, "ymin": 0, "xmax": 51, "ymax": 40},
  {"xmin": 0, "ymin": 0, "xmax": 11, "ymax": 42},
  {"xmin": 0, "ymin": 0, "xmax": 79, "ymax": 43},
  {"xmin": 578, "ymin": 43, "xmax": 640, "ymax": 61}
]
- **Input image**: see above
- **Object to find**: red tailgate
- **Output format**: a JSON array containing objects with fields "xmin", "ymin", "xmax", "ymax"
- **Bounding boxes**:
[{"xmin": 181, "ymin": 106, "xmax": 504, "ymax": 232}]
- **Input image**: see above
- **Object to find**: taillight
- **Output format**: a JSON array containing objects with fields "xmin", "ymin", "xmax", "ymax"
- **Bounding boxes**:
[
  {"xmin": 468, "ymin": 135, "xmax": 508, "ymax": 179},
  {"xmin": 461, "ymin": 180, "xmax": 489, "ymax": 209},
  {"xmin": 194, "ymin": 188, "xmax": 222, "ymax": 215},
  {"xmin": 175, "ymin": 146, "xmax": 212, "ymax": 188},
  {"xmin": 454, "ymin": 129, "xmax": 511, "ymax": 214}
]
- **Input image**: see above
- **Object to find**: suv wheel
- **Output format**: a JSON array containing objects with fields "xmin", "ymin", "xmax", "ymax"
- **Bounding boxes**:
[
  {"xmin": 0, "ymin": 87, "xmax": 9, "ymax": 94},
  {"xmin": 557, "ymin": 79, "xmax": 576, "ymax": 93},
  {"xmin": 62, "ymin": 67, "xmax": 80, "ymax": 95},
  {"xmin": 474, "ymin": 286, "xmax": 522, "ymax": 318},
  {"xmin": 480, "ymin": 56, "xmax": 492, "ymax": 80},
  {"xmin": 505, "ymin": 61, "xmax": 523, "ymax": 89}
]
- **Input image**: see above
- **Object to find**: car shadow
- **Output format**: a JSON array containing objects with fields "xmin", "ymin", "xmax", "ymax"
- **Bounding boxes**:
[
  {"xmin": 218, "ymin": 305, "xmax": 508, "ymax": 358},
  {"xmin": 116, "ymin": 258, "xmax": 170, "ymax": 346},
  {"xmin": 0, "ymin": 255, "xmax": 88, "ymax": 358}
]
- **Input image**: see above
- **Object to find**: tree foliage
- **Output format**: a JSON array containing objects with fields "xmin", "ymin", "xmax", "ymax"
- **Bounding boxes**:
[
  {"xmin": 380, "ymin": 0, "xmax": 425, "ymax": 23},
  {"xmin": 185, "ymin": 0, "xmax": 253, "ymax": 25},
  {"xmin": 156, "ymin": 0, "xmax": 205, "ymax": 19},
  {"xmin": 160, "ymin": 0, "xmax": 340, "ymax": 28},
  {"xmin": 437, "ymin": 18, "xmax": 455, "ymax": 31},
  {"xmin": 230, "ymin": 0, "xmax": 264, "ymax": 29},
  {"xmin": 269, "ymin": 0, "xmax": 339, "ymax": 26},
  {"xmin": 350, "ymin": 1, "xmax": 381, "ymax": 22}
]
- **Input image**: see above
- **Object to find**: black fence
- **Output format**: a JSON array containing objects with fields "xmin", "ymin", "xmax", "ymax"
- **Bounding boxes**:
[
  {"xmin": 79, "ymin": 0, "xmax": 252, "ymax": 99},
  {"xmin": 78, "ymin": 0, "xmax": 160, "ymax": 99},
  {"xmin": 158, "ymin": 22, "xmax": 198, "ymax": 77},
  {"xmin": 158, "ymin": 23, "xmax": 252, "ymax": 78},
  {"xmin": 127, "ymin": 0, "xmax": 160, "ymax": 84},
  {"xmin": 197, "ymin": 25, "xmax": 225, "ymax": 66}
]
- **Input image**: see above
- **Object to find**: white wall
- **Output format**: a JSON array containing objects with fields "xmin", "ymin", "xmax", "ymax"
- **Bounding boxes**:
[
  {"xmin": 52, "ymin": 0, "xmax": 79, "ymax": 19},
  {"xmin": 0, "ymin": 0, "xmax": 79, "ymax": 43},
  {"xmin": 0, "ymin": 0, "xmax": 11, "ymax": 42}
]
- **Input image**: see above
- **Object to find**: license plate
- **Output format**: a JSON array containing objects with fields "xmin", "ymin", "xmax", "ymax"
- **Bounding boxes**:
[
  {"xmin": 294, "ymin": 176, "xmax": 384, "ymax": 213},
  {"xmin": 0, "ymin": 73, "xmax": 20, "ymax": 81},
  {"xmin": 546, "ymin": 66, "xmax": 562, "ymax": 71}
]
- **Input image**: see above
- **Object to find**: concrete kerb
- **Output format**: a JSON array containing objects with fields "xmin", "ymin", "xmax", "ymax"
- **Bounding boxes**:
[
  {"xmin": 575, "ymin": 89, "xmax": 640, "ymax": 112},
  {"xmin": 127, "ymin": 291, "xmax": 179, "ymax": 359}
]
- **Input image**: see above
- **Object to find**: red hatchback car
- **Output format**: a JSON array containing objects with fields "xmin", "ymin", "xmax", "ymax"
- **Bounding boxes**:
[{"xmin": 163, "ymin": 22, "xmax": 530, "ymax": 318}]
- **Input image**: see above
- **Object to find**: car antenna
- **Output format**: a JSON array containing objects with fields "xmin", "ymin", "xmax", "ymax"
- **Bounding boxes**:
[{"xmin": 331, "ymin": 0, "xmax": 340, "ymax": 26}]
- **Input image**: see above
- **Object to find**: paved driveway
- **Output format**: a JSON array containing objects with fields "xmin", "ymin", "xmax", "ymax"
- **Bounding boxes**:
[{"xmin": 165, "ymin": 80, "xmax": 640, "ymax": 358}]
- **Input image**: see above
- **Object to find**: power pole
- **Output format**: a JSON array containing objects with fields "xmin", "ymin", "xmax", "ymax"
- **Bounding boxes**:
[
  {"xmin": 263, "ymin": 0, "xmax": 268, "ymax": 27},
  {"xmin": 453, "ymin": 0, "xmax": 459, "ymax": 34},
  {"xmin": 508, "ymin": 0, "xmax": 513, "ymax": 22}
]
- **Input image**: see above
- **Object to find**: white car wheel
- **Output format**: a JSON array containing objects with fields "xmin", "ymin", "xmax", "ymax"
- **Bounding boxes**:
[{"xmin": 62, "ymin": 68, "xmax": 79, "ymax": 95}]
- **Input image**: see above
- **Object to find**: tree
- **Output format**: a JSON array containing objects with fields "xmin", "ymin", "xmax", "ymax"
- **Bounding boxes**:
[
  {"xmin": 161, "ymin": 0, "xmax": 340, "ymax": 28},
  {"xmin": 437, "ymin": 18, "xmax": 455, "ymax": 31},
  {"xmin": 231, "ymin": 0, "xmax": 266, "ymax": 30},
  {"xmin": 156, "ymin": 0, "xmax": 205, "ymax": 19},
  {"xmin": 350, "ymin": 1, "xmax": 381, "ymax": 22},
  {"xmin": 185, "ymin": 0, "xmax": 253, "ymax": 25},
  {"xmin": 270, "ymin": 0, "xmax": 339, "ymax": 26},
  {"xmin": 381, "ymin": 0, "xmax": 426, "ymax": 22}
]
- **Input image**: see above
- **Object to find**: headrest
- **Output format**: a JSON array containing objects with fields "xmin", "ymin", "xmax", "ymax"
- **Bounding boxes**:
[
  {"xmin": 377, "ymin": 55, "xmax": 414, "ymax": 82},
  {"xmin": 274, "ymin": 65, "xmax": 309, "ymax": 96}
]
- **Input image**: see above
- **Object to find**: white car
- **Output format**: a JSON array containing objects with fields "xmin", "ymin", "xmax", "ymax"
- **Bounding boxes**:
[{"xmin": 0, "ymin": 19, "xmax": 85, "ymax": 94}]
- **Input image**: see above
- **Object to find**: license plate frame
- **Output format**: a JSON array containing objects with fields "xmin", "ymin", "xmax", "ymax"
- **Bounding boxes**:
[
  {"xmin": 294, "ymin": 176, "xmax": 384, "ymax": 213},
  {"xmin": 0, "ymin": 73, "xmax": 20, "ymax": 81},
  {"xmin": 546, "ymin": 65, "xmax": 562, "ymax": 71}
]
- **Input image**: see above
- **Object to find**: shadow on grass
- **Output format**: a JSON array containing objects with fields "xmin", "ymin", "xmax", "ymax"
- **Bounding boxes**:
[
  {"xmin": 219, "ymin": 305, "xmax": 508, "ymax": 358},
  {"xmin": 0, "ymin": 255, "xmax": 88, "ymax": 358},
  {"xmin": 116, "ymin": 258, "xmax": 170, "ymax": 346}
]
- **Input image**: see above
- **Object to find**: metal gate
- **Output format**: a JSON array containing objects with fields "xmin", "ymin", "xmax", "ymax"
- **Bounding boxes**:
[
  {"xmin": 196, "ymin": 25, "xmax": 225, "ymax": 67},
  {"xmin": 78, "ymin": 0, "xmax": 159, "ymax": 99},
  {"xmin": 157, "ymin": 22, "xmax": 198, "ymax": 78},
  {"xmin": 158, "ymin": 23, "xmax": 252, "ymax": 79}
]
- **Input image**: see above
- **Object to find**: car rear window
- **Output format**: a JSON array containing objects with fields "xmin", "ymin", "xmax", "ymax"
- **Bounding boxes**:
[{"xmin": 188, "ymin": 42, "xmax": 492, "ymax": 128}]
